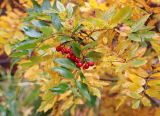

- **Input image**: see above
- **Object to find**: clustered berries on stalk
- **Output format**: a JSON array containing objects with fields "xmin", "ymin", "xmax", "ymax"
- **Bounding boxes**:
[{"xmin": 56, "ymin": 45, "xmax": 94, "ymax": 69}]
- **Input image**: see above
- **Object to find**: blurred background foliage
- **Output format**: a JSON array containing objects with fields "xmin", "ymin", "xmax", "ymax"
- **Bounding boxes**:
[{"xmin": 0, "ymin": 0, "xmax": 160, "ymax": 116}]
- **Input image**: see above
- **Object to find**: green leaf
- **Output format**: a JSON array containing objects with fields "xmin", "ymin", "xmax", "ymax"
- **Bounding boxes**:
[
  {"xmin": 76, "ymin": 80, "xmax": 97, "ymax": 106},
  {"xmin": 139, "ymin": 31, "xmax": 155, "ymax": 39},
  {"xmin": 51, "ymin": 13, "xmax": 62, "ymax": 31},
  {"xmin": 128, "ymin": 33, "xmax": 141, "ymax": 42},
  {"xmin": 130, "ymin": 58, "xmax": 147, "ymax": 67},
  {"xmin": 76, "ymin": 81, "xmax": 91, "ymax": 101},
  {"xmin": 30, "ymin": 56, "xmax": 43, "ymax": 63},
  {"xmin": 56, "ymin": 1, "xmax": 65, "ymax": 12},
  {"xmin": 41, "ymin": 26, "xmax": 53, "ymax": 37},
  {"xmin": 31, "ymin": 0, "xmax": 41, "ymax": 12},
  {"xmin": 53, "ymin": 67, "xmax": 74, "ymax": 79},
  {"xmin": 50, "ymin": 83, "xmax": 70, "ymax": 94},
  {"xmin": 15, "ymin": 40, "xmax": 37, "ymax": 50},
  {"xmin": 71, "ymin": 42, "xmax": 81, "ymax": 57},
  {"xmin": 23, "ymin": 87, "xmax": 39, "ymax": 105},
  {"xmin": 66, "ymin": 3, "xmax": 74, "ymax": 18},
  {"xmin": 72, "ymin": 24, "xmax": 83, "ymax": 34},
  {"xmin": 87, "ymin": 95, "xmax": 97, "ymax": 107},
  {"xmin": 11, "ymin": 51, "xmax": 29, "ymax": 57},
  {"xmin": 79, "ymin": 71, "xmax": 86, "ymax": 81},
  {"xmin": 42, "ymin": 0, "xmax": 51, "ymax": 10},
  {"xmin": 39, "ymin": 45, "xmax": 52, "ymax": 50},
  {"xmin": 31, "ymin": 20, "xmax": 49, "ymax": 28},
  {"xmin": 55, "ymin": 58, "xmax": 77, "ymax": 69},
  {"xmin": 22, "ymin": 26, "xmax": 41, "ymax": 38},
  {"xmin": 82, "ymin": 42, "xmax": 97, "ymax": 50},
  {"xmin": 110, "ymin": 6, "xmax": 132, "ymax": 27},
  {"xmin": 59, "ymin": 36, "xmax": 72, "ymax": 43},
  {"xmin": 21, "ymin": 62, "xmax": 34, "ymax": 67},
  {"xmin": 86, "ymin": 51, "xmax": 102, "ymax": 61},
  {"xmin": 131, "ymin": 15, "xmax": 150, "ymax": 32},
  {"xmin": 10, "ymin": 58, "xmax": 20, "ymax": 72}
]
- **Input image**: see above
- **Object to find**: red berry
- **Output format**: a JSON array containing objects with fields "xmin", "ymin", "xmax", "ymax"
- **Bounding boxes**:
[
  {"xmin": 61, "ymin": 48, "xmax": 65, "ymax": 54},
  {"xmin": 75, "ymin": 57, "xmax": 81, "ymax": 63},
  {"xmin": 68, "ymin": 49, "xmax": 73, "ymax": 55},
  {"xmin": 63, "ymin": 48, "xmax": 70, "ymax": 54},
  {"xmin": 69, "ymin": 54, "xmax": 76, "ymax": 61},
  {"xmin": 87, "ymin": 61, "xmax": 94, "ymax": 66},
  {"xmin": 56, "ymin": 45, "xmax": 63, "ymax": 52},
  {"xmin": 67, "ymin": 54, "xmax": 71, "ymax": 59},
  {"xmin": 67, "ymin": 55, "xmax": 78, "ymax": 63},
  {"xmin": 76, "ymin": 62, "xmax": 83, "ymax": 67},
  {"xmin": 83, "ymin": 63, "xmax": 89, "ymax": 69}
]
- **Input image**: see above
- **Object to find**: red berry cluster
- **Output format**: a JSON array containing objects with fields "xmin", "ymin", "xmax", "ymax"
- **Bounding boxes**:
[{"xmin": 56, "ymin": 45, "xmax": 94, "ymax": 69}]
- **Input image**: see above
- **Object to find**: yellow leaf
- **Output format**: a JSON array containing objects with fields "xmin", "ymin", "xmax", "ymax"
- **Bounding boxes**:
[
  {"xmin": 127, "ymin": 91, "xmax": 142, "ymax": 99},
  {"xmin": 151, "ymin": 72, "xmax": 160, "ymax": 79},
  {"xmin": 116, "ymin": 96, "xmax": 127, "ymax": 110},
  {"xmin": 109, "ymin": 6, "xmax": 132, "ymax": 28},
  {"xmin": 89, "ymin": 0, "xmax": 108, "ymax": 11},
  {"xmin": 130, "ymin": 58, "xmax": 147, "ymax": 68},
  {"xmin": 146, "ymin": 88, "xmax": 160, "ymax": 99},
  {"xmin": 89, "ymin": 87, "xmax": 101, "ymax": 98},
  {"xmin": 89, "ymin": 0, "xmax": 97, "ymax": 8},
  {"xmin": 60, "ymin": 96, "xmax": 74, "ymax": 114},
  {"xmin": 115, "ymin": 39, "xmax": 130, "ymax": 55},
  {"xmin": 141, "ymin": 97, "xmax": 151, "ymax": 107},
  {"xmin": 126, "ymin": 72, "xmax": 146, "ymax": 85},
  {"xmin": 132, "ymin": 100, "xmax": 140, "ymax": 109},
  {"xmin": 24, "ymin": 65, "xmax": 42, "ymax": 81},
  {"xmin": 109, "ymin": 84, "xmax": 121, "ymax": 94},
  {"xmin": 148, "ymin": 80, "xmax": 160, "ymax": 87},
  {"xmin": 0, "ymin": 36, "xmax": 6, "ymax": 44},
  {"xmin": 129, "ymin": 68, "xmax": 149, "ymax": 78},
  {"xmin": 128, "ymin": 83, "xmax": 144, "ymax": 93},
  {"xmin": 74, "ymin": 98, "xmax": 84, "ymax": 105},
  {"xmin": 38, "ymin": 75, "xmax": 60, "ymax": 112},
  {"xmin": 58, "ymin": 90, "xmax": 72, "ymax": 101},
  {"xmin": 86, "ymin": 77, "xmax": 109, "ymax": 88},
  {"xmin": 38, "ymin": 95, "xmax": 57, "ymax": 112},
  {"xmin": 151, "ymin": 41, "xmax": 160, "ymax": 55},
  {"xmin": 4, "ymin": 44, "xmax": 11, "ymax": 55}
]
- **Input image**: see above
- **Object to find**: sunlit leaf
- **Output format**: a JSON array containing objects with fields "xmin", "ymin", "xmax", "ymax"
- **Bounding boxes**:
[
  {"xmin": 109, "ymin": 6, "xmax": 132, "ymax": 27},
  {"xmin": 56, "ymin": 1, "xmax": 65, "ymax": 12},
  {"xmin": 127, "ymin": 72, "xmax": 146, "ymax": 85},
  {"xmin": 132, "ymin": 100, "xmax": 140, "ymax": 109},
  {"xmin": 22, "ymin": 26, "xmax": 42, "ymax": 38},
  {"xmin": 141, "ymin": 97, "xmax": 151, "ymax": 107},
  {"xmin": 131, "ymin": 15, "xmax": 150, "ymax": 32},
  {"xmin": 66, "ymin": 3, "xmax": 75, "ymax": 18},
  {"xmin": 130, "ymin": 58, "xmax": 147, "ymax": 67},
  {"xmin": 4, "ymin": 44, "xmax": 11, "ymax": 55},
  {"xmin": 127, "ymin": 91, "xmax": 142, "ymax": 99}
]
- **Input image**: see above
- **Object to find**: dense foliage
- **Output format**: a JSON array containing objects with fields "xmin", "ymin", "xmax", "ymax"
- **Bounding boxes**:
[{"xmin": 1, "ymin": 0, "xmax": 160, "ymax": 115}]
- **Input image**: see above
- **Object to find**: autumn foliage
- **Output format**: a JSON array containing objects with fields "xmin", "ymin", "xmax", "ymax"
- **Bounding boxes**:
[{"xmin": 1, "ymin": 0, "xmax": 160, "ymax": 116}]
